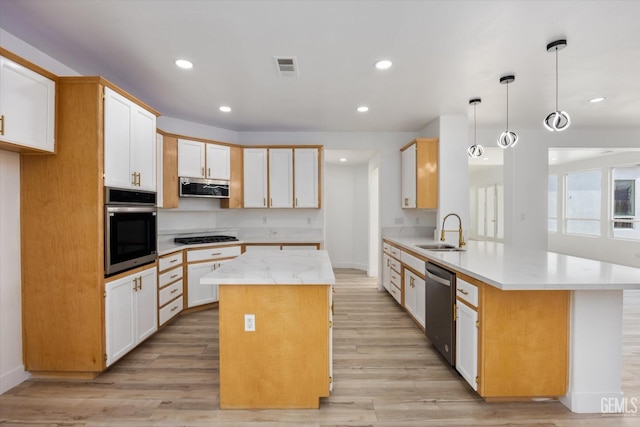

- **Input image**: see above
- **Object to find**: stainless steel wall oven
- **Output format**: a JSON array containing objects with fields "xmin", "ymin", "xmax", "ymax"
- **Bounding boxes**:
[{"xmin": 104, "ymin": 187, "xmax": 157, "ymax": 276}]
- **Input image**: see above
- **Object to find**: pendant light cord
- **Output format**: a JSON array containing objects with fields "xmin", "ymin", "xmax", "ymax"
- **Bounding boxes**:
[
  {"xmin": 474, "ymin": 103, "xmax": 477, "ymax": 145},
  {"xmin": 506, "ymin": 82, "xmax": 510, "ymax": 132},
  {"xmin": 555, "ymin": 47, "xmax": 559, "ymax": 112}
]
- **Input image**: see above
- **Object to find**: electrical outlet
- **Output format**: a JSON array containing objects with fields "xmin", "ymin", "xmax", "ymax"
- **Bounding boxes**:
[{"xmin": 244, "ymin": 314, "xmax": 255, "ymax": 332}]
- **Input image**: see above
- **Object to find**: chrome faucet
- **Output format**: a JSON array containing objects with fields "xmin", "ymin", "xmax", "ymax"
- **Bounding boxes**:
[{"xmin": 440, "ymin": 213, "xmax": 465, "ymax": 248}]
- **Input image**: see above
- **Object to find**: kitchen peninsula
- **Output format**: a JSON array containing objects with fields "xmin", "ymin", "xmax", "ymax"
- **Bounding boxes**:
[
  {"xmin": 200, "ymin": 250, "xmax": 335, "ymax": 409},
  {"xmin": 383, "ymin": 236, "xmax": 640, "ymax": 414}
]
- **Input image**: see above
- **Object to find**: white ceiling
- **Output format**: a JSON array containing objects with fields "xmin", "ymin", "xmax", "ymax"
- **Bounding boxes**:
[{"xmin": 2, "ymin": 1, "xmax": 640, "ymax": 132}]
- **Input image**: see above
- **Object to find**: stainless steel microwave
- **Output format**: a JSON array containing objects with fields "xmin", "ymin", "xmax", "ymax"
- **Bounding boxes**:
[{"xmin": 179, "ymin": 177, "xmax": 230, "ymax": 198}]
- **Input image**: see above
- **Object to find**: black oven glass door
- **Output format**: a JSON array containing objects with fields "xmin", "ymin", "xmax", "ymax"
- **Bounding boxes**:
[{"xmin": 105, "ymin": 206, "xmax": 157, "ymax": 275}]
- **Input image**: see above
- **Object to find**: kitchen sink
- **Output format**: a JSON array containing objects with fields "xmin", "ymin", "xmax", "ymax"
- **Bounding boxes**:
[{"xmin": 415, "ymin": 243, "xmax": 466, "ymax": 252}]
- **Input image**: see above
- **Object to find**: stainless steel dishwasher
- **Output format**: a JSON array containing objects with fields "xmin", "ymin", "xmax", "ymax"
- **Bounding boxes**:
[{"xmin": 425, "ymin": 262, "xmax": 456, "ymax": 366}]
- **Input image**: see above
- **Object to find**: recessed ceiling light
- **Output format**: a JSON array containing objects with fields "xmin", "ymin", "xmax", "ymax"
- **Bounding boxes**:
[
  {"xmin": 219, "ymin": 106, "xmax": 231, "ymax": 113},
  {"xmin": 339, "ymin": 158, "xmax": 347, "ymax": 162},
  {"xmin": 175, "ymin": 59, "xmax": 193, "ymax": 69},
  {"xmin": 374, "ymin": 59, "xmax": 392, "ymax": 70},
  {"xmin": 356, "ymin": 106, "xmax": 369, "ymax": 112},
  {"xmin": 589, "ymin": 97, "xmax": 606, "ymax": 103}
]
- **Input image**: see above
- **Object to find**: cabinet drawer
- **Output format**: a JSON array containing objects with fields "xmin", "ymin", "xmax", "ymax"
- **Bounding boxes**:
[
  {"xmin": 159, "ymin": 266, "xmax": 183, "ymax": 288},
  {"xmin": 389, "ymin": 245, "xmax": 401, "ymax": 259},
  {"xmin": 390, "ymin": 258, "xmax": 401, "ymax": 273},
  {"xmin": 159, "ymin": 280, "xmax": 183, "ymax": 307},
  {"xmin": 390, "ymin": 269, "xmax": 401, "ymax": 288},
  {"xmin": 389, "ymin": 283, "xmax": 402, "ymax": 304},
  {"xmin": 159, "ymin": 296, "xmax": 183, "ymax": 326},
  {"xmin": 159, "ymin": 252, "xmax": 182, "ymax": 272},
  {"xmin": 383, "ymin": 242, "xmax": 391, "ymax": 254},
  {"xmin": 457, "ymin": 278, "xmax": 478, "ymax": 307},
  {"xmin": 401, "ymin": 251, "xmax": 426, "ymax": 278},
  {"xmin": 187, "ymin": 245, "xmax": 241, "ymax": 262}
]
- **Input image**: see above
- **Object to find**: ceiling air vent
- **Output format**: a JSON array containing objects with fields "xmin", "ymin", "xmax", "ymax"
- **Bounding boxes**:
[{"xmin": 274, "ymin": 57, "xmax": 299, "ymax": 77}]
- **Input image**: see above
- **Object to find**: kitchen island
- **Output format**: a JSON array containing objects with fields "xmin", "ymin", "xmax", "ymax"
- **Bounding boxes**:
[
  {"xmin": 200, "ymin": 250, "xmax": 335, "ymax": 409},
  {"xmin": 384, "ymin": 236, "xmax": 640, "ymax": 414}
]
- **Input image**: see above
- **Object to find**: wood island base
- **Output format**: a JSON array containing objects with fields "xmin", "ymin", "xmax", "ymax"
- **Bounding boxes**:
[{"xmin": 218, "ymin": 284, "xmax": 331, "ymax": 409}]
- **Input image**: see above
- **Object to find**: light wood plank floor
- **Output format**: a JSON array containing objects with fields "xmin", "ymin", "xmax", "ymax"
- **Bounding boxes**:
[{"xmin": 1, "ymin": 269, "xmax": 639, "ymax": 426}]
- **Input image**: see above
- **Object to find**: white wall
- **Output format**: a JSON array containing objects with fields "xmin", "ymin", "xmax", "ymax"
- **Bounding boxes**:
[
  {"xmin": 0, "ymin": 151, "xmax": 28, "ymax": 394},
  {"xmin": 477, "ymin": 127, "xmax": 640, "ymax": 256},
  {"xmin": 420, "ymin": 116, "xmax": 470, "ymax": 246},
  {"xmin": 324, "ymin": 163, "xmax": 369, "ymax": 270},
  {"xmin": 549, "ymin": 151, "xmax": 640, "ymax": 268}
]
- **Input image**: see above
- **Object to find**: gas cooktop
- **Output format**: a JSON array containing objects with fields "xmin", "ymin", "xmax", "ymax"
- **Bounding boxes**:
[{"xmin": 174, "ymin": 235, "xmax": 239, "ymax": 245}]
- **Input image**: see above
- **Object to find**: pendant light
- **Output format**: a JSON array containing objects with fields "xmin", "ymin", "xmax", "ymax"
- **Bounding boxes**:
[
  {"xmin": 544, "ymin": 39, "xmax": 570, "ymax": 131},
  {"xmin": 467, "ymin": 98, "xmax": 484, "ymax": 158},
  {"xmin": 497, "ymin": 75, "xmax": 518, "ymax": 148}
]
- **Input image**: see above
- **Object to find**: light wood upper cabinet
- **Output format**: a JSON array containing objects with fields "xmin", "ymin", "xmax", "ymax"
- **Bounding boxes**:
[
  {"xmin": 269, "ymin": 148, "xmax": 293, "ymax": 208},
  {"xmin": 0, "ymin": 54, "xmax": 55, "ymax": 153},
  {"xmin": 294, "ymin": 148, "xmax": 319, "ymax": 208},
  {"xmin": 400, "ymin": 138, "xmax": 438, "ymax": 209},
  {"xmin": 178, "ymin": 138, "xmax": 230, "ymax": 180},
  {"xmin": 104, "ymin": 87, "xmax": 157, "ymax": 191},
  {"xmin": 243, "ymin": 148, "xmax": 268, "ymax": 208}
]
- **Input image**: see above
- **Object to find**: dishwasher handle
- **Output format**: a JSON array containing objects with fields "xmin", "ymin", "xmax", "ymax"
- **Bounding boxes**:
[{"xmin": 426, "ymin": 269, "xmax": 451, "ymax": 287}]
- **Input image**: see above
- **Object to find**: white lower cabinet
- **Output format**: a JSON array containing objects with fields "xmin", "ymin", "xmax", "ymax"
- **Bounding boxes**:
[
  {"xmin": 456, "ymin": 301, "xmax": 478, "ymax": 391},
  {"xmin": 187, "ymin": 262, "xmax": 219, "ymax": 307},
  {"xmin": 403, "ymin": 269, "xmax": 425, "ymax": 328},
  {"xmin": 105, "ymin": 267, "xmax": 158, "ymax": 367}
]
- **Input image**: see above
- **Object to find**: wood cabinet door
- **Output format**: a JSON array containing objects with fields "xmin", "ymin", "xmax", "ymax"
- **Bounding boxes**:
[
  {"xmin": 243, "ymin": 148, "xmax": 268, "ymax": 208},
  {"xmin": 294, "ymin": 148, "xmax": 319, "ymax": 208},
  {"xmin": 130, "ymin": 105, "xmax": 157, "ymax": 191},
  {"xmin": 105, "ymin": 276, "xmax": 136, "ymax": 367},
  {"xmin": 104, "ymin": 87, "xmax": 133, "ymax": 189},
  {"xmin": 178, "ymin": 139, "xmax": 205, "ymax": 178},
  {"xmin": 456, "ymin": 301, "xmax": 478, "ymax": 391},
  {"xmin": 135, "ymin": 268, "xmax": 158, "ymax": 343},
  {"xmin": 206, "ymin": 143, "xmax": 230, "ymax": 180},
  {"xmin": 269, "ymin": 148, "xmax": 293, "ymax": 208},
  {"xmin": 401, "ymin": 144, "xmax": 416, "ymax": 208},
  {"xmin": 0, "ymin": 56, "xmax": 55, "ymax": 152}
]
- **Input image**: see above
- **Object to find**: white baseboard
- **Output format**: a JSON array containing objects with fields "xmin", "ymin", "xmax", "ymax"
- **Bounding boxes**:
[
  {"xmin": 331, "ymin": 262, "xmax": 368, "ymax": 271},
  {"xmin": 0, "ymin": 365, "xmax": 29, "ymax": 395}
]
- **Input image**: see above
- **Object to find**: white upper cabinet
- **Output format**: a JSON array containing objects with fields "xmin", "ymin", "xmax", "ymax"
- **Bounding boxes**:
[
  {"xmin": 0, "ymin": 55, "xmax": 55, "ymax": 152},
  {"xmin": 206, "ymin": 143, "xmax": 230, "ymax": 180},
  {"xmin": 178, "ymin": 139, "xmax": 230, "ymax": 180},
  {"xmin": 177, "ymin": 138, "xmax": 205, "ymax": 178},
  {"xmin": 294, "ymin": 148, "xmax": 319, "ymax": 208},
  {"xmin": 269, "ymin": 148, "xmax": 293, "ymax": 208},
  {"xmin": 243, "ymin": 148, "xmax": 268, "ymax": 208},
  {"xmin": 401, "ymin": 143, "xmax": 417, "ymax": 208},
  {"xmin": 104, "ymin": 87, "xmax": 157, "ymax": 191}
]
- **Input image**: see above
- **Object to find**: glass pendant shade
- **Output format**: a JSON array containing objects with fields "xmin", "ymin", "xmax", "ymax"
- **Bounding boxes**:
[
  {"xmin": 544, "ymin": 39, "xmax": 570, "ymax": 132},
  {"xmin": 497, "ymin": 75, "xmax": 518, "ymax": 148},
  {"xmin": 468, "ymin": 98, "xmax": 483, "ymax": 158}
]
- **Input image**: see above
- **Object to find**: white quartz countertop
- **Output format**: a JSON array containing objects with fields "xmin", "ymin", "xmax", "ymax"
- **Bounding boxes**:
[
  {"xmin": 200, "ymin": 250, "xmax": 336, "ymax": 285},
  {"xmin": 384, "ymin": 236, "xmax": 640, "ymax": 291}
]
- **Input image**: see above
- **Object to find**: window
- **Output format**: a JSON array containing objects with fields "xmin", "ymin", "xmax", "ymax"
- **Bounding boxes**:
[
  {"xmin": 565, "ymin": 170, "xmax": 601, "ymax": 236},
  {"xmin": 612, "ymin": 165, "xmax": 640, "ymax": 239},
  {"xmin": 548, "ymin": 175, "xmax": 558, "ymax": 232}
]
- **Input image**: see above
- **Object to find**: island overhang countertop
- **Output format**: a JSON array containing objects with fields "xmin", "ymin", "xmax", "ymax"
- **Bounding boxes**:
[
  {"xmin": 384, "ymin": 237, "xmax": 640, "ymax": 291},
  {"xmin": 200, "ymin": 249, "xmax": 336, "ymax": 285}
]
